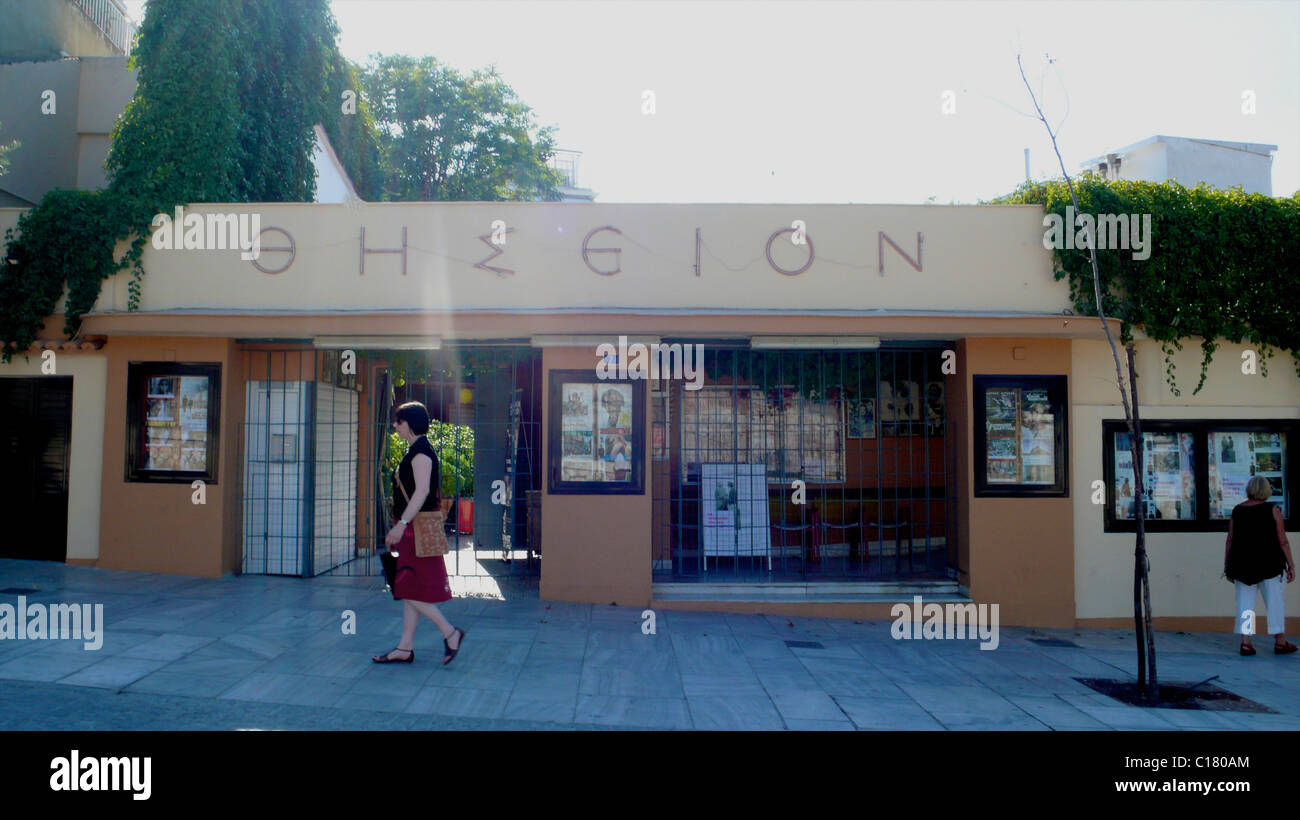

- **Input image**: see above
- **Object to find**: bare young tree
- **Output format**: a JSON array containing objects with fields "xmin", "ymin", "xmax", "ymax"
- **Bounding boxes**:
[{"xmin": 1016, "ymin": 53, "xmax": 1158, "ymax": 701}]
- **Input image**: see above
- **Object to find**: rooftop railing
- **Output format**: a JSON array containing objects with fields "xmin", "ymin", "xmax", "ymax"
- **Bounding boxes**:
[{"xmin": 71, "ymin": 0, "xmax": 136, "ymax": 55}]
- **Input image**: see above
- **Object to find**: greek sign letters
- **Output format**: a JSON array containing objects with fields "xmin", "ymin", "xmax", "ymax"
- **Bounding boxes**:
[{"xmin": 245, "ymin": 224, "xmax": 926, "ymax": 279}]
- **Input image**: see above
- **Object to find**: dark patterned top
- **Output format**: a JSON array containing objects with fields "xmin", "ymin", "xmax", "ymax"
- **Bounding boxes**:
[{"xmin": 393, "ymin": 436, "xmax": 440, "ymax": 520}]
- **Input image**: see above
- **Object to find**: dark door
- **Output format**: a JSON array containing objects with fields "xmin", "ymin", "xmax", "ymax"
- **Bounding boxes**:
[{"xmin": 0, "ymin": 377, "xmax": 73, "ymax": 561}]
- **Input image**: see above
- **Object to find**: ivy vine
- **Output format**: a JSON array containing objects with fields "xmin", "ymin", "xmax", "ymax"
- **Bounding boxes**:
[
  {"xmin": 0, "ymin": 0, "xmax": 374, "ymax": 363},
  {"xmin": 994, "ymin": 177, "xmax": 1300, "ymax": 395}
]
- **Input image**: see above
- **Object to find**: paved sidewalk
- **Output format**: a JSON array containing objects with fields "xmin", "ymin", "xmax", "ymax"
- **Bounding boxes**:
[{"xmin": 1, "ymin": 558, "xmax": 1297, "ymax": 731}]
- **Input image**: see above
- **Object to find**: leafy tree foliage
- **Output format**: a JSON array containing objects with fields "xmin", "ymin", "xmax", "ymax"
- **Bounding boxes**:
[
  {"xmin": 360, "ymin": 54, "xmax": 563, "ymax": 201},
  {"xmin": 0, "ymin": 120, "xmax": 17, "ymax": 178},
  {"xmin": 2, "ymin": 0, "xmax": 375, "ymax": 360},
  {"xmin": 995, "ymin": 177, "xmax": 1300, "ymax": 394},
  {"xmin": 107, "ymin": 0, "xmax": 339, "ymax": 205}
]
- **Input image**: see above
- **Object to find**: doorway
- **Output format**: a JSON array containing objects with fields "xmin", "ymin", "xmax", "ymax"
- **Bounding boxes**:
[{"xmin": 0, "ymin": 377, "xmax": 73, "ymax": 561}]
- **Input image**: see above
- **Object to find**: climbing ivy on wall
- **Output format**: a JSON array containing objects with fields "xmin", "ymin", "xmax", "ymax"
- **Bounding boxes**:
[
  {"xmin": 993, "ymin": 177, "xmax": 1300, "ymax": 395},
  {"xmin": 0, "ymin": 0, "xmax": 377, "ymax": 362}
]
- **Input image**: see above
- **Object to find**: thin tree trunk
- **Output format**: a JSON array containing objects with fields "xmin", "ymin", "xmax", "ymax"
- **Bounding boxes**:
[
  {"xmin": 1129, "ymin": 345, "xmax": 1147, "ymax": 691},
  {"xmin": 1017, "ymin": 54, "xmax": 1159, "ymax": 702},
  {"xmin": 1129, "ymin": 345, "xmax": 1158, "ymax": 701}
]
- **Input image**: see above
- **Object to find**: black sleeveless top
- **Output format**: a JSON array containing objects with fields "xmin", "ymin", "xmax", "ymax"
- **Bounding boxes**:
[
  {"xmin": 1226, "ymin": 502, "xmax": 1286, "ymax": 585},
  {"xmin": 393, "ymin": 436, "xmax": 440, "ymax": 520}
]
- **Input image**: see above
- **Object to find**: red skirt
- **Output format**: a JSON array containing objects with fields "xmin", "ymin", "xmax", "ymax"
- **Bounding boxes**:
[{"xmin": 392, "ymin": 522, "xmax": 452, "ymax": 603}]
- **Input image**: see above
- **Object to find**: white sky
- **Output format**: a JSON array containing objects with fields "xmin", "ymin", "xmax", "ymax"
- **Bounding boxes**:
[{"xmin": 122, "ymin": 0, "xmax": 1300, "ymax": 203}]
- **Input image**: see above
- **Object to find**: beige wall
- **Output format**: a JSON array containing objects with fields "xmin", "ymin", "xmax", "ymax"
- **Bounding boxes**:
[
  {"xmin": 962, "ymin": 338, "xmax": 1075, "ymax": 627},
  {"xmin": 1072, "ymin": 338, "xmax": 1300, "ymax": 631},
  {"xmin": 72, "ymin": 202, "xmax": 1068, "ymax": 316},
  {"xmin": 0, "ymin": 352, "xmax": 107, "ymax": 562},
  {"xmin": 539, "ymin": 347, "xmax": 653, "ymax": 606},
  {"xmin": 96, "ymin": 336, "xmax": 244, "ymax": 577}
]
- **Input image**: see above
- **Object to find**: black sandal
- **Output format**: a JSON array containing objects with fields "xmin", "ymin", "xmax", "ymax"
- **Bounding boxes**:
[
  {"xmin": 442, "ymin": 628, "xmax": 466, "ymax": 665},
  {"xmin": 373, "ymin": 647, "xmax": 414, "ymax": 663}
]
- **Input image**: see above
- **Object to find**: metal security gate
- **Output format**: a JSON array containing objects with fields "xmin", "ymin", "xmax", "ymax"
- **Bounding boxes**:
[
  {"xmin": 239, "ymin": 348, "xmax": 362, "ymax": 577},
  {"xmin": 373, "ymin": 347, "xmax": 543, "ymax": 580},
  {"xmin": 654, "ymin": 343, "xmax": 959, "ymax": 582}
]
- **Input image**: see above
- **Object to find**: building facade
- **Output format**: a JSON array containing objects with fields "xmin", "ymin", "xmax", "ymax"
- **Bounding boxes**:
[
  {"xmin": 1080, "ymin": 135, "xmax": 1278, "ymax": 196},
  {"xmin": 0, "ymin": 201, "xmax": 1295, "ymax": 632}
]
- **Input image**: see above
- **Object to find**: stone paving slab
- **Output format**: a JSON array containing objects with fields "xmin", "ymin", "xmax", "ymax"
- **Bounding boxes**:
[{"xmin": 2, "ymin": 558, "xmax": 1298, "ymax": 731}]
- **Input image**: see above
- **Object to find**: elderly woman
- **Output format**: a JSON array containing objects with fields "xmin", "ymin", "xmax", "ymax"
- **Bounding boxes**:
[
  {"xmin": 1224, "ymin": 475, "xmax": 1296, "ymax": 655},
  {"xmin": 372, "ymin": 401, "xmax": 466, "ymax": 665}
]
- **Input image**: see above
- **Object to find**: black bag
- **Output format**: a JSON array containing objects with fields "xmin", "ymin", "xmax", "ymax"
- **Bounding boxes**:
[{"xmin": 380, "ymin": 547, "xmax": 398, "ymax": 599}]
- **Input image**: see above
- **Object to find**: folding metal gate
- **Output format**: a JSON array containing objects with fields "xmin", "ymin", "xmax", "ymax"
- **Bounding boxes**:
[
  {"xmin": 653, "ymin": 344, "xmax": 960, "ymax": 582},
  {"xmin": 239, "ymin": 349, "xmax": 363, "ymax": 577}
]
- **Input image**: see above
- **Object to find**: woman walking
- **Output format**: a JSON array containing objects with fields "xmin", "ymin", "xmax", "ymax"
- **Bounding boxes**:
[
  {"xmin": 373, "ymin": 401, "xmax": 466, "ymax": 665},
  {"xmin": 1224, "ymin": 476, "xmax": 1296, "ymax": 655}
]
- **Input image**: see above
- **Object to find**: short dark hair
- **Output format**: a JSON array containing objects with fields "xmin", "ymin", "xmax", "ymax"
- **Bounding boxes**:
[{"xmin": 395, "ymin": 401, "xmax": 431, "ymax": 435}]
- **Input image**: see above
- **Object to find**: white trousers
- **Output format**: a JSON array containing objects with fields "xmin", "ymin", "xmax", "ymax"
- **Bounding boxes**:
[{"xmin": 1235, "ymin": 575, "xmax": 1286, "ymax": 635}]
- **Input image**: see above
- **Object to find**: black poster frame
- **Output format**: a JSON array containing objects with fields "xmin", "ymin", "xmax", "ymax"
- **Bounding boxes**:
[
  {"xmin": 548, "ymin": 370, "xmax": 646, "ymax": 495},
  {"xmin": 125, "ymin": 361, "xmax": 222, "ymax": 483},
  {"xmin": 1102, "ymin": 418, "xmax": 1299, "ymax": 533},
  {"xmin": 973, "ymin": 374, "xmax": 1069, "ymax": 497}
]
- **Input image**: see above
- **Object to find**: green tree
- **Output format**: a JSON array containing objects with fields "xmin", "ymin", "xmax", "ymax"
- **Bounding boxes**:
[
  {"xmin": 360, "ymin": 54, "xmax": 564, "ymax": 201},
  {"xmin": 107, "ymin": 0, "xmax": 340, "ymax": 205},
  {"xmin": 0, "ymin": 120, "xmax": 17, "ymax": 178},
  {"xmin": 320, "ymin": 51, "xmax": 384, "ymax": 201}
]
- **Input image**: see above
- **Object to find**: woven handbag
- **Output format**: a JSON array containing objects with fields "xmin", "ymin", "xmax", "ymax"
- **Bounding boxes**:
[{"xmin": 397, "ymin": 474, "xmax": 450, "ymax": 558}]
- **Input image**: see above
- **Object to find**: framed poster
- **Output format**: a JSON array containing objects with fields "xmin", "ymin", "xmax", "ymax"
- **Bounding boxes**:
[
  {"xmin": 126, "ymin": 362, "xmax": 222, "ymax": 482},
  {"xmin": 973, "ymin": 375, "xmax": 1068, "ymax": 497},
  {"xmin": 1209, "ymin": 429, "xmax": 1289, "ymax": 519},
  {"xmin": 1111, "ymin": 430, "xmax": 1197, "ymax": 521},
  {"xmin": 880, "ymin": 379, "xmax": 920, "ymax": 437},
  {"xmin": 847, "ymin": 397, "xmax": 876, "ymax": 439},
  {"xmin": 549, "ymin": 371, "xmax": 645, "ymax": 494},
  {"xmin": 925, "ymin": 380, "xmax": 946, "ymax": 437}
]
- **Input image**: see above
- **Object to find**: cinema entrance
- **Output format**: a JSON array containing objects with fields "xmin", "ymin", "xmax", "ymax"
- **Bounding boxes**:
[{"xmin": 237, "ymin": 345, "xmax": 542, "ymax": 581}]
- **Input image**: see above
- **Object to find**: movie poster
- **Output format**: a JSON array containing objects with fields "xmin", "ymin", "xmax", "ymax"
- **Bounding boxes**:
[
  {"xmin": 701, "ymin": 463, "xmax": 770, "ymax": 559},
  {"xmin": 142, "ymin": 376, "xmax": 179, "ymax": 471},
  {"xmin": 177, "ymin": 376, "xmax": 210, "ymax": 470},
  {"xmin": 984, "ymin": 388, "xmax": 1019, "ymax": 483},
  {"xmin": 560, "ymin": 382, "xmax": 635, "ymax": 483},
  {"xmin": 1114, "ymin": 431, "xmax": 1196, "ymax": 520},
  {"xmin": 1019, "ymin": 389, "xmax": 1054, "ymax": 484},
  {"xmin": 848, "ymin": 398, "xmax": 876, "ymax": 439},
  {"xmin": 1210, "ymin": 431, "xmax": 1288, "ymax": 517}
]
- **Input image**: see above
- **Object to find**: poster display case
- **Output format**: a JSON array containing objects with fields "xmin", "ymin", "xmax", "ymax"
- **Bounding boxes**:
[
  {"xmin": 548, "ymin": 371, "xmax": 645, "ymax": 494},
  {"xmin": 1103, "ymin": 420, "xmax": 1297, "ymax": 532},
  {"xmin": 126, "ymin": 363, "xmax": 222, "ymax": 482},
  {"xmin": 973, "ymin": 376, "xmax": 1068, "ymax": 496}
]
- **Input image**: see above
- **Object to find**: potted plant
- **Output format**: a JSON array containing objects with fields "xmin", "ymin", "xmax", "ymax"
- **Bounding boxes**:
[
  {"xmin": 430, "ymin": 421, "xmax": 474, "ymax": 532},
  {"xmin": 385, "ymin": 421, "xmax": 474, "ymax": 522}
]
